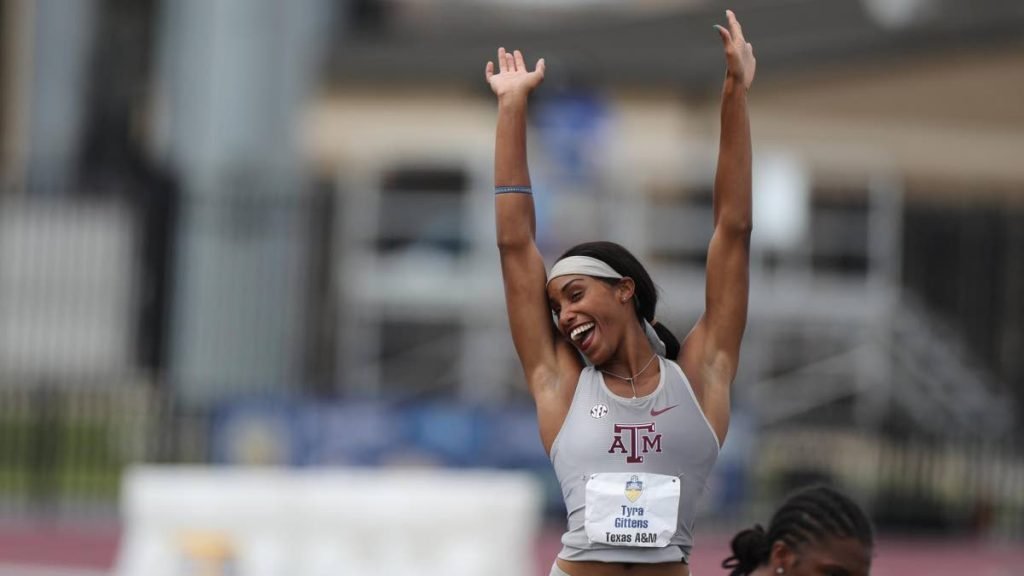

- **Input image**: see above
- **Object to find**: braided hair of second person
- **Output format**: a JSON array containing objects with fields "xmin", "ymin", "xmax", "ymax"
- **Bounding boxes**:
[{"xmin": 723, "ymin": 485, "xmax": 874, "ymax": 576}]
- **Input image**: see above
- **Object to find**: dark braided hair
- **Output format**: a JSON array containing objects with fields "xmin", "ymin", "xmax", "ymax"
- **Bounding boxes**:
[
  {"xmin": 722, "ymin": 485, "xmax": 874, "ymax": 576},
  {"xmin": 558, "ymin": 241, "xmax": 680, "ymax": 359}
]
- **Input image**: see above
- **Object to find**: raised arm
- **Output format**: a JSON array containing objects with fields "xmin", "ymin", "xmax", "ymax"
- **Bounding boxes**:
[
  {"xmin": 486, "ymin": 49, "xmax": 575, "ymax": 414},
  {"xmin": 680, "ymin": 10, "xmax": 755, "ymax": 445}
]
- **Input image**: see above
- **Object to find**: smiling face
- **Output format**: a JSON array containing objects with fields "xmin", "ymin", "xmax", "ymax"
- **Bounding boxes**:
[
  {"xmin": 547, "ymin": 274, "xmax": 636, "ymax": 364},
  {"xmin": 775, "ymin": 536, "xmax": 872, "ymax": 576}
]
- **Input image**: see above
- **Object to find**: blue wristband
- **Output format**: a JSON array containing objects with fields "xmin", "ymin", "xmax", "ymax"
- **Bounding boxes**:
[{"xmin": 495, "ymin": 185, "xmax": 533, "ymax": 195}]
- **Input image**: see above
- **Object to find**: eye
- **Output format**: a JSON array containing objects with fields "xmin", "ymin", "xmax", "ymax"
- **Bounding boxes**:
[{"xmin": 570, "ymin": 291, "xmax": 583, "ymax": 302}]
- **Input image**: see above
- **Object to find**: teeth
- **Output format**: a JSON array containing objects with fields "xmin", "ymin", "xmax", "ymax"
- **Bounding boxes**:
[{"xmin": 570, "ymin": 322, "xmax": 595, "ymax": 341}]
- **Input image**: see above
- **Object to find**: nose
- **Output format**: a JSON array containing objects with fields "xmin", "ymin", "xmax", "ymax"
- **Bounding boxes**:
[{"xmin": 559, "ymin": 306, "xmax": 577, "ymax": 330}]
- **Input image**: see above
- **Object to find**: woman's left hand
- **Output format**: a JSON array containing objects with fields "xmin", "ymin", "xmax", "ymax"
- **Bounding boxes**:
[{"xmin": 715, "ymin": 10, "xmax": 756, "ymax": 90}]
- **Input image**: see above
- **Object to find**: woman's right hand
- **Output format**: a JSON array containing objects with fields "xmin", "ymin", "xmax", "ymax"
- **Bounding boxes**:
[
  {"xmin": 485, "ymin": 48, "xmax": 545, "ymax": 101},
  {"xmin": 714, "ymin": 10, "xmax": 756, "ymax": 90}
]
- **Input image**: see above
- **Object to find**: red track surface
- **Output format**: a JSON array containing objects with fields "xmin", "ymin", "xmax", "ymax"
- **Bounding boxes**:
[
  {"xmin": 2, "ymin": 522, "xmax": 1022, "ymax": 575},
  {"xmin": 0, "ymin": 522, "xmax": 119, "ymax": 569}
]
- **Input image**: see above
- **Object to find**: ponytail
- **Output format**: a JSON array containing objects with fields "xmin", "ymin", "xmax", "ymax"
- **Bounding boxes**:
[{"xmin": 722, "ymin": 524, "xmax": 771, "ymax": 576}]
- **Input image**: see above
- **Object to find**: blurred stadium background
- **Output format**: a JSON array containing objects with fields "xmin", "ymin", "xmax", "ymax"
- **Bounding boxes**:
[{"xmin": 0, "ymin": 0, "xmax": 1022, "ymax": 574}]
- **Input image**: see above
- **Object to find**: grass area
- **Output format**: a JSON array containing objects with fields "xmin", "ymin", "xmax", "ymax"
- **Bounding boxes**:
[{"xmin": 0, "ymin": 417, "xmax": 124, "ymax": 502}]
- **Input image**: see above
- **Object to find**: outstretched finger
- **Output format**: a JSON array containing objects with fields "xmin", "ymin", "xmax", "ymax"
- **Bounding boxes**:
[
  {"xmin": 497, "ymin": 47, "xmax": 508, "ymax": 73},
  {"xmin": 726, "ymin": 10, "xmax": 745, "ymax": 43},
  {"xmin": 714, "ymin": 24, "xmax": 732, "ymax": 47},
  {"xmin": 485, "ymin": 61, "xmax": 494, "ymax": 81},
  {"xmin": 514, "ymin": 49, "xmax": 527, "ymax": 73},
  {"xmin": 536, "ymin": 57, "xmax": 546, "ymax": 78},
  {"xmin": 505, "ymin": 51, "xmax": 517, "ymax": 73}
]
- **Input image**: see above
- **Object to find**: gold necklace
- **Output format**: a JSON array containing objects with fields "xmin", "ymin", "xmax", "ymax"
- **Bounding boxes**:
[{"xmin": 600, "ymin": 353, "xmax": 658, "ymax": 398}]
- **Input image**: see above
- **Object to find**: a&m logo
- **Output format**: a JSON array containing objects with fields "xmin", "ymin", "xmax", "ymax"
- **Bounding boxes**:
[
  {"xmin": 608, "ymin": 423, "xmax": 662, "ymax": 463},
  {"xmin": 624, "ymin": 475, "xmax": 643, "ymax": 503}
]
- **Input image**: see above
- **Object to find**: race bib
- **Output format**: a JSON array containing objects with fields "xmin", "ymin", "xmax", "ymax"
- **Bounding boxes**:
[{"xmin": 584, "ymin": 472, "xmax": 680, "ymax": 548}]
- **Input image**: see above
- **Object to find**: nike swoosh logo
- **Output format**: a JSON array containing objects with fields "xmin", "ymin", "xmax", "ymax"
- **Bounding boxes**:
[{"xmin": 650, "ymin": 404, "xmax": 679, "ymax": 417}]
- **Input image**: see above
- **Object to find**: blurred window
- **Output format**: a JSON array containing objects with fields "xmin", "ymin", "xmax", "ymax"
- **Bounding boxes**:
[
  {"xmin": 810, "ymin": 187, "xmax": 869, "ymax": 275},
  {"xmin": 378, "ymin": 319, "xmax": 462, "ymax": 398},
  {"xmin": 645, "ymin": 185, "xmax": 714, "ymax": 267},
  {"xmin": 375, "ymin": 166, "xmax": 470, "ymax": 256}
]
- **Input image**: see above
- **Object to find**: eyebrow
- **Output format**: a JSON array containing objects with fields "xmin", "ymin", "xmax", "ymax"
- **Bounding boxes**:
[
  {"xmin": 550, "ymin": 279, "xmax": 583, "ymax": 310},
  {"xmin": 559, "ymin": 278, "xmax": 583, "ymax": 294}
]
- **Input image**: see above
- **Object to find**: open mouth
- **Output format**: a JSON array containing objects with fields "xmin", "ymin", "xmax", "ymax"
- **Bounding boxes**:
[{"xmin": 570, "ymin": 322, "xmax": 596, "ymax": 351}]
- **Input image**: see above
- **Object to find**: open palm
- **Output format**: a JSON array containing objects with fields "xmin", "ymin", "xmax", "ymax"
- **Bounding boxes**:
[
  {"xmin": 485, "ymin": 48, "xmax": 546, "ymax": 99},
  {"xmin": 715, "ymin": 10, "xmax": 756, "ymax": 90}
]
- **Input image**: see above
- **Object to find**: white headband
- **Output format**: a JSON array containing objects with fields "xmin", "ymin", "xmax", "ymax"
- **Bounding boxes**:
[
  {"xmin": 547, "ymin": 255, "xmax": 667, "ymax": 357},
  {"xmin": 547, "ymin": 255, "xmax": 622, "ymax": 284}
]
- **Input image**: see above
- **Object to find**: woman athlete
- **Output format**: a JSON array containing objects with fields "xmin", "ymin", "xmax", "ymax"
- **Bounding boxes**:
[
  {"xmin": 722, "ymin": 486, "xmax": 874, "ymax": 576},
  {"xmin": 486, "ymin": 9, "xmax": 755, "ymax": 576}
]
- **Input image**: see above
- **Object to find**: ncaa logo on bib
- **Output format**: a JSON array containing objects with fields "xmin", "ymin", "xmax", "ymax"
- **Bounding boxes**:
[
  {"xmin": 624, "ymin": 475, "xmax": 643, "ymax": 502},
  {"xmin": 590, "ymin": 404, "xmax": 609, "ymax": 419}
]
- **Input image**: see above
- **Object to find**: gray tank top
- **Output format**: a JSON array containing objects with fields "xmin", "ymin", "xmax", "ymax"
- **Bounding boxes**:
[{"xmin": 550, "ymin": 357, "xmax": 720, "ymax": 563}]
